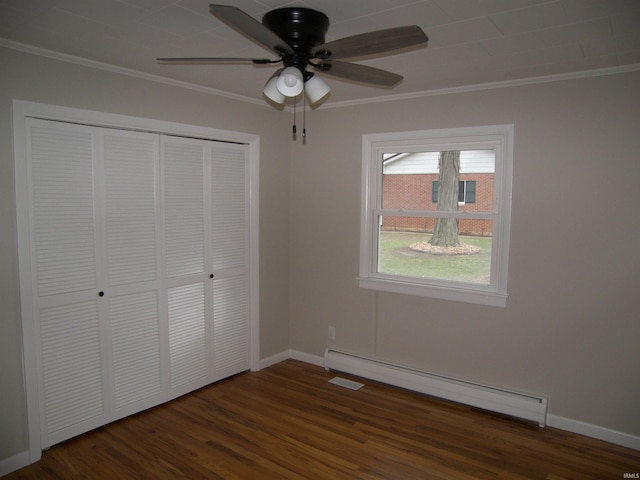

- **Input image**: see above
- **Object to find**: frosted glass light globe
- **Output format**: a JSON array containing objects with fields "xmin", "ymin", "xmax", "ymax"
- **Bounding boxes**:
[{"xmin": 276, "ymin": 67, "xmax": 303, "ymax": 97}]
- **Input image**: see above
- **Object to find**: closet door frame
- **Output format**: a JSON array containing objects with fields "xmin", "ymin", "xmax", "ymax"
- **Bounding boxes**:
[{"xmin": 13, "ymin": 100, "xmax": 260, "ymax": 464}]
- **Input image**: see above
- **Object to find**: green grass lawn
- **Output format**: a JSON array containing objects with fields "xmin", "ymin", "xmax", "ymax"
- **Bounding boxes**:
[{"xmin": 378, "ymin": 231, "xmax": 492, "ymax": 284}]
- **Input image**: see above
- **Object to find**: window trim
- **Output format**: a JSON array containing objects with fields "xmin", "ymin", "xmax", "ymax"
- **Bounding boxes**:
[{"xmin": 359, "ymin": 125, "xmax": 514, "ymax": 307}]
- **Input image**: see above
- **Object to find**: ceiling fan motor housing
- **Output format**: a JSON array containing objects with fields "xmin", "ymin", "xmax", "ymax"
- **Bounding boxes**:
[{"xmin": 262, "ymin": 8, "xmax": 329, "ymax": 70}]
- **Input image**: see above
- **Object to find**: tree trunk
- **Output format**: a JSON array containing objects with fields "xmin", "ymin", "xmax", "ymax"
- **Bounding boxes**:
[{"xmin": 429, "ymin": 151, "xmax": 460, "ymax": 247}]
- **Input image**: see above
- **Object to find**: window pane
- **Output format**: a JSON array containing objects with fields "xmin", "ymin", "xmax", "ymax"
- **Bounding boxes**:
[
  {"xmin": 378, "ymin": 217, "xmax": 493, "ymax": 285},
  {"xmin": 362, "ymin": 125, "xmax": 513, "ymax": 305},
  {"xmin": 382, "ymin": 150, "xmax": 495, "ymax": 212}
]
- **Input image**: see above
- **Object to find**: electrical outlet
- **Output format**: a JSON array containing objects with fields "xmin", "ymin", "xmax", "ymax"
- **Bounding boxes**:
[{"xmin": 328, "ymin": 326, "xmax": 336, "ymax": 340}]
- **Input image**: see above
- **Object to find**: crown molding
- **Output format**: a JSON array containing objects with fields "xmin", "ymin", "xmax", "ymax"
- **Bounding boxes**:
[
  {"xmin": 3, "ymin": 38, "xmax": 639, "ymax": 112},
  {"xmin": 321, "ymin": 62, "xmax": 640, "ymax": 110},
  {"xmin": 0, "ymin": 38, "xmax": 267, "ymax": 107}
]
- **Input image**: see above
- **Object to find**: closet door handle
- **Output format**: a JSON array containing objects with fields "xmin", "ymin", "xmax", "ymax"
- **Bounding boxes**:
[
  {"xmin": 98, "ymin": 291, "xmax": 105, "ymax": 297},
  {"xmin": 210, "ymin": 274, "xmax": 214, "ymax": 279}
]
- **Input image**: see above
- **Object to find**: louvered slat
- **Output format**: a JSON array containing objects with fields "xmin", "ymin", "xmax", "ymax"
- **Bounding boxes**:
[
  {"xmin": 39, "ymin": 301, "xmax": 104, "ymax": 435},
  {"xmin": 30, "ymin": 125, "xmax": 97, "ymax": 297},
  {"xmin": 110, "ymin": 291, "xmax": 162, "ymax": 408},
  {"xmin": 211, "ymin": 146, "xmax": 247, "ymax": 271},
  {"xmin": 168, "ymin": 283, "xmax": 207, "ymax": 389},
  {"xmin": 104, "ymin": 133, "xmax": 158, "ymax": 286},
  {"xmin": 213, "ymin": 276, "xmax": 248, "ymax": 373},
  {"xmin": 163, "ymin": 141, "xmax": 205, "ymax": 278}
]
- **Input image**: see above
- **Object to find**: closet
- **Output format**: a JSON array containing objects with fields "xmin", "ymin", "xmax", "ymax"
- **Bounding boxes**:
[{"xmin": 21, "ymin": 117, "xmax": 251, "ymax": 448}]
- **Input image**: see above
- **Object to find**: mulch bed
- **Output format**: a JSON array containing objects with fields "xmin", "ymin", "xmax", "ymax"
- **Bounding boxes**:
[{"xmin": 409, "ymin": 242, "xmax": 481, "ymax": 255}]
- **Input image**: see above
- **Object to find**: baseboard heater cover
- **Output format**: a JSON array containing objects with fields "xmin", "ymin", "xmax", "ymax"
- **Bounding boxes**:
[{"xmin": 324, "ymin": 348, "xmax": 548, "ymax": 426}]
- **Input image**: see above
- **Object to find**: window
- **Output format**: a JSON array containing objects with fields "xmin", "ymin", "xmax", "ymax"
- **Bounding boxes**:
[
  {"xmin": 359, "ymin": 125, "xmax": 513, "ymax": 307},
  {"xmin": 432, "ymin": 180, "xmax": 476, "ymax": 204}
]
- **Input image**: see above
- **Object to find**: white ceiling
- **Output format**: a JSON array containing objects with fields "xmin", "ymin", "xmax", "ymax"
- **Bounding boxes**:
[{"xmin": 1, "ymin": 0, "xmax": 639, "ymax": 106}]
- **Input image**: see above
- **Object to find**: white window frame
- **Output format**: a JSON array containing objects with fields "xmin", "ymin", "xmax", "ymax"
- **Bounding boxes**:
[
  {"xmin": 359, "ymin": 125, "xmax": 514, "ymax": 307},
  {"xmin": 458, "ymin": 180, "xmax": 474, "ymax": 206}
]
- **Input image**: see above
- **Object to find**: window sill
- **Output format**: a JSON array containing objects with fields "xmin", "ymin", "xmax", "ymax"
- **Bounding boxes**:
[{"xmin": 358, "ymin": 276, "xmax": 507, "ymax": 307}]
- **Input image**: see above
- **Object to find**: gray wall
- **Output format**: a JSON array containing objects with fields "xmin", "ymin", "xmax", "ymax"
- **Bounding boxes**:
[
  {"xmin": 289, "ymin": 72, "xmax": 640, "ymax": 436},
  {"xmin": 0, "ymin": 46, "xmax": 291, "ymax": 461}
]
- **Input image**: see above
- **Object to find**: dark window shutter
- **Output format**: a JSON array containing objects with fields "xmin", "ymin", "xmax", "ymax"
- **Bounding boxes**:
[
  {"xmin": 432, "ymin": 181, "xmax": 439, "ymax": 203},
  {"xmin": 466, "ymin": 180, "xmax": 476, "ymax": 203}
]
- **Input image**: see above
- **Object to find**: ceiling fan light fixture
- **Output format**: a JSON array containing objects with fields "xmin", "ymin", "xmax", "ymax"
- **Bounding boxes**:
[
  {"xmin": 304, "ymin": 74, "xmax": 331, "ymax": 104},
  {"xmin": 276, "ymin": 66, "xmax": 304, "ymax": 97},
  {"xmin": 263, "ymin": 70, "xmax": 286, "ymax": 104},
  {"xmin": 159, "ymin": 5, "xmax": 429, "ymax": 112}
]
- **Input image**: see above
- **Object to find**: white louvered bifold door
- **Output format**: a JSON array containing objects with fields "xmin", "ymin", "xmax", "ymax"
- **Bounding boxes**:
[
  {"xmin": 21, "ymin": 117, "xmax": 252, "ymax": 451},
  {"xmin": 162, "ymin": 138, "xmax": 251, "ymax": 392},
  {"xmin": 102, "ymin": 130, "xmax": 164, "ymax": 420},
  {"xmin": 161, "ymin": 137, "xmax": 210, "ymax": 398},
  {"xmin": 26, "ymin": 119, "xmax": 107, "ymax": 447},
  {"xmin": 210, "ymin": 144, "xmax": 250, "ymax": 379},
  {"xmin": 27, "ymin": 120, "xmax": 164, "ymax": 446}
]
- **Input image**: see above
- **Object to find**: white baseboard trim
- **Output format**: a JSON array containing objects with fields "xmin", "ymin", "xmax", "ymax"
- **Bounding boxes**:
[
  {"xmin": 259, "ymin": 350, "xmax": 325, "ymax": 370},
  {"xmin": 261, "ymin": 351, "xmax": 640, "ymax": 452},
  {"xmin": 259, "ymin": 350, "xmax": 291, "ymax": 370},
  {"xmin": 0, "ymin": 450, "xmax": 30, "ymax": 477},
  {"xmin": 289, "ymin": 350, "xmax": 325, "ymax": 367},
  {"xmin": 547, "ymin": 414, "xmax": 640, "ymax": 451}
]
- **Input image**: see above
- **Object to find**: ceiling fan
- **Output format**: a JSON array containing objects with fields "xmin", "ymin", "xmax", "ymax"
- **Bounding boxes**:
[{"xmin": 157, "ymin": 4, "xmax": 429, "ymax": 106}]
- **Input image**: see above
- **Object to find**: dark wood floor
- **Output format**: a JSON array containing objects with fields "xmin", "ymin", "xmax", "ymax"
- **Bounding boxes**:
[{"xmin": 5, "ymin": 360, "xmax": 639, "ymax": 479}]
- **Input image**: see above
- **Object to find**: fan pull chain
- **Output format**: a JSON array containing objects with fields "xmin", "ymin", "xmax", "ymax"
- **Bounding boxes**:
[
  {"xmin": 302, "ymin": 93, "xmax": 307, "ymax": 143},
  {"xmin": 292, "ymin": 96, "xmax": 297, "ymax": 140}
]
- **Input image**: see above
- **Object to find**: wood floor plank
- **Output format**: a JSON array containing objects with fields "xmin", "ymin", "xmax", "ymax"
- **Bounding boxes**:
[{"xmin": 5, "ymin": 360, "xmax": 639, "ymax": 479}]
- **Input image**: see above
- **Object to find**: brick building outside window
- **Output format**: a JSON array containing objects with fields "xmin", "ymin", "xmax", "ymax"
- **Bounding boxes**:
[{"xmin": 381, "ymin": 150, "xmax": 494, "ymax": 236}]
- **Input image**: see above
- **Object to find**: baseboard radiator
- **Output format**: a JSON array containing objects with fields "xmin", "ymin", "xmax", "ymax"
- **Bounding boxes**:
[{"xmin": 324, "ymin": 348, "xmax": 548, "ymax": 426}]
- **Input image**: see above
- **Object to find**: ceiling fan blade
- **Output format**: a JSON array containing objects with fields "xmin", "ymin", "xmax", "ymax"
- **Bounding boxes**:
[
  {"xmin": 314, "ymin": 60, "xmax": 403, "ymax": 87},
  {"xmin": 209, "ymin": 4, "xmax": 293, "ymax": 56},
  {"xmin": 312, "ymin": 26, "xmax": 428, "ymax": 60},
  {"xmin": 157, "ymin": 57, "xmax": 275, "ymax": 65}
]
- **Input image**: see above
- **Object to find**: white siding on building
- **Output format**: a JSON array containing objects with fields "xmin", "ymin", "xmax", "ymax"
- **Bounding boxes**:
[{"xmin": 383, "ymin": 150, "xmax": 495, "ymax": 174}]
